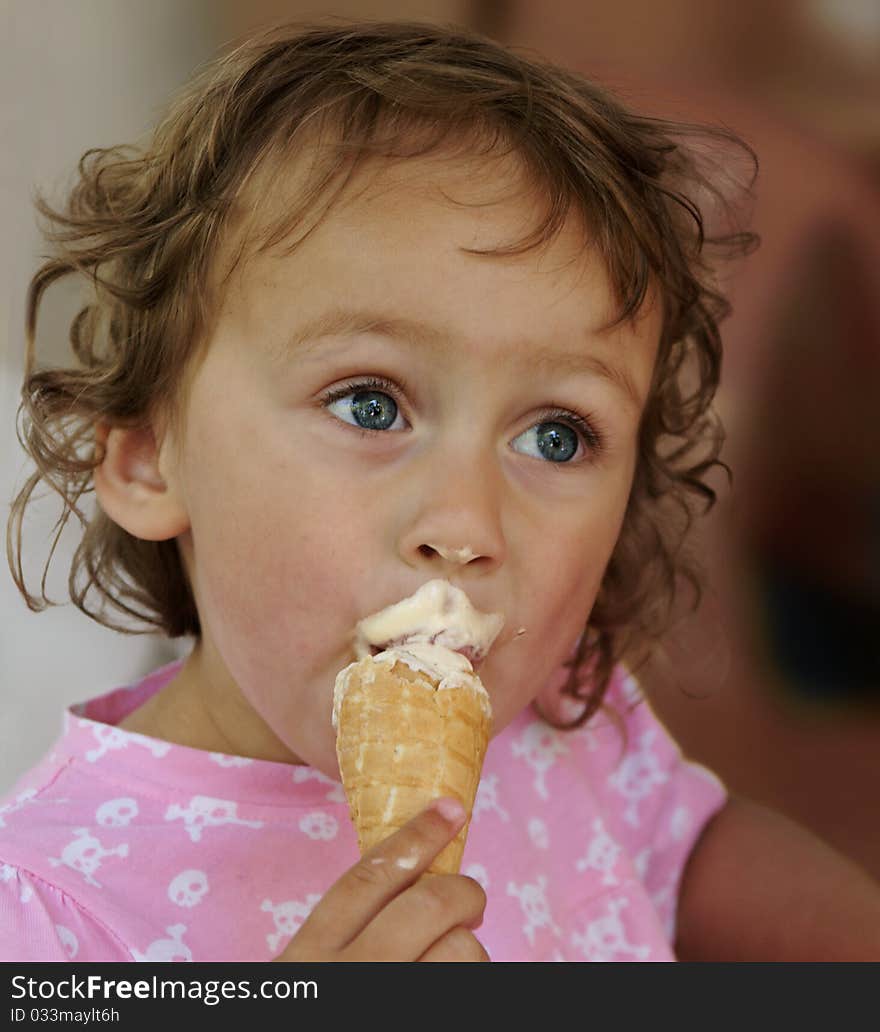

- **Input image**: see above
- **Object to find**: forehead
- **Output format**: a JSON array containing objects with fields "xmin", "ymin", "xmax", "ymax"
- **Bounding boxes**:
[
  {"xmin": 226, "ymin": 146, "xmax": 624, "ymax": 313},
  {"xmin": 226, "ymin": 139, "xmax": 587, "ymax": 277},
  {"xmin": 213, "ymin": 145, "xmax": 661, "ymax": 394}
]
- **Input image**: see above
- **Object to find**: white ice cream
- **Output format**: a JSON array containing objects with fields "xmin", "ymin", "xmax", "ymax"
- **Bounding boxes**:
[
  {"xmin": 332, "ymin": 580, "xmax": 504, "ymax": 729},
  {"xmin": 352, "ymin": 579, "xmax": 504, "ymax": 662}
]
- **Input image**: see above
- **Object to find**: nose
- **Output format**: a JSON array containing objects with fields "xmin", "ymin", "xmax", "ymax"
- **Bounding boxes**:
[
  {"xmin": 397, "ymin": 450, "xmax": 507, "ymax": 576},
  {"xmin": 425, "ymin": 544, "xmax": 481, "ymax": 565}
]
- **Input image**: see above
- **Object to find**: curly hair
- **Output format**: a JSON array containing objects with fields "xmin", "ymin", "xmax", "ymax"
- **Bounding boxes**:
[{"xmin": 7, "ymin": 18, "xmax": 758, "ymax": 729}]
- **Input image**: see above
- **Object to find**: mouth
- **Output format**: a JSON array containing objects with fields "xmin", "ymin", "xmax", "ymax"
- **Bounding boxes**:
[{"xmin": 368, "ymin": 640, "xmax": 484, "ymax": 671}]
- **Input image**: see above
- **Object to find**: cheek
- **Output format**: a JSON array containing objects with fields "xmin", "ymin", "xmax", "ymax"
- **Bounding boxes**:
[
  {"xmin": 488, "ymin": 485, "xmax": 632, "ymax": 727},
  {"xmin": 528, "ymin": 483, "xmax": 629, "ymax": 613},
  {"xmin": 193, "ymin": 489, "xmax": 363, "ymax": 650},
  {"xmin": 179, "ymin": 403, "xmax": 374, "ymax": 649}
]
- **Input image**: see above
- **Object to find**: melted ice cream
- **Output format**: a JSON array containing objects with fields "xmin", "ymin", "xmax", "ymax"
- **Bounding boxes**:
[
  {"xmin": 332, "ymin": 580, "xmax": 504, "ymax": 729},
  {"xmin": 353, "ymin": 579, "xmax": 504, "ymax": 662}
]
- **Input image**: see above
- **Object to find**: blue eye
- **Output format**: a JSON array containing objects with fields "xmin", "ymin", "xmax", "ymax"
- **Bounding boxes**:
[
  {"xmin": 322, "ymin": 379, "xmax": 603, "ymax": 464},
  {"xmin": 512, "ymin": 421, "xmax": 580, "ymax": 463},
  {"xmin": 324, "ymin": 381, "xmax": 405, "ymax": 431}
]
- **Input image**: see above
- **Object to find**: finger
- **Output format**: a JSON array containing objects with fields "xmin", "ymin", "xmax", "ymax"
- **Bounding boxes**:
[
  {"xmin": 298, "ymin": 797, "xmax": 467, "ymax": 951},
  {"xmin": 348, "ymin": 872, "xmax": 486, "ymax": 961},
  {"xmin": 418, "ymin": 925, "xmax": 491, "ymax": 963}
]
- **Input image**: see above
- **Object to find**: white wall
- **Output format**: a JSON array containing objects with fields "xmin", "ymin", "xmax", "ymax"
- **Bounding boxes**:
[{"xmin": 0, "ymin": 1, "xmax": 224, "ymax": 792}]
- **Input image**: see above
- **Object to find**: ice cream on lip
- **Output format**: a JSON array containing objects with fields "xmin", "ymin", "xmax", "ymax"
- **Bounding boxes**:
[
  {"xmin": 352, "ymin": 578, "xmax": 504, "ymax": 664},
  {"xmin": 331, "ymin": 579, "xmax": 505, "ymax": 729}
]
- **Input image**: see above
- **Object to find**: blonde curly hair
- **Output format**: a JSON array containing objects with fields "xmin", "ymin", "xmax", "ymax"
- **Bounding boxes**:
[{"xmin": 7, "ymin": 18, "xmax": 758, "ymax": 728}]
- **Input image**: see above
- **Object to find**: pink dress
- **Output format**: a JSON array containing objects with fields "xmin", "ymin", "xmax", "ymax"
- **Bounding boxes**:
[{"xmin": 0, "ymin": 659, "xmax": 725, "ymax": 961}]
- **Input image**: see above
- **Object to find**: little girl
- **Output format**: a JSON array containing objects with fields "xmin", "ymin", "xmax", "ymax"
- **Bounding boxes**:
[{"xmin": 3, "ymin": 19, "xmax": 879, "ymax": 962}]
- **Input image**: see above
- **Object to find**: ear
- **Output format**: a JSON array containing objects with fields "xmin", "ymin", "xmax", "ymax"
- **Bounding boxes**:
[{"xmin": 93, "ymin": 422, "xmax": 190, "ymax": 541}]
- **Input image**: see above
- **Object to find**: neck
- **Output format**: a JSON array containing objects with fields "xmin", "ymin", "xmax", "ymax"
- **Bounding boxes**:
[{"xmin": 118, "ymin": 640, "xmax": 304, "ymax": 764}]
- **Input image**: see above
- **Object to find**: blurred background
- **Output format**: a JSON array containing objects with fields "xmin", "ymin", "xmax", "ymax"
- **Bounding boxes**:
[{"xmin": 2, "ymin": 1, "xmax": 878, "ymax": 878}]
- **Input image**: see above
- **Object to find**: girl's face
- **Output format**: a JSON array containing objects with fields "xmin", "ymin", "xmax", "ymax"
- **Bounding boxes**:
[{"xmin": 160, "ymin": 153, "xmax": 660, "ymax": 778}]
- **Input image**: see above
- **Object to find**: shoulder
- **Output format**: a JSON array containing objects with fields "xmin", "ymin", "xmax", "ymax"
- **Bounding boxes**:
[
  {"xmin": 0, "ymin": 762, "xmax": 134, "ymax": 961},
  {"xmin": 0, "ymin": 861, "xmax": 131, "ymax": 961}
]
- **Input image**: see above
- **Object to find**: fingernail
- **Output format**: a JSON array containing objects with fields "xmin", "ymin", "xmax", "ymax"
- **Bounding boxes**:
[{"xmin": 430, "ymin": 797, "xmax": 466, "ymax": 826}]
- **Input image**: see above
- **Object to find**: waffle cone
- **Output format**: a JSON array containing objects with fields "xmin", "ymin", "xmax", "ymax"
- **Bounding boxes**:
[{"xmin": 335, "ymin": 654, "xmax": 491, "ymax": 874}]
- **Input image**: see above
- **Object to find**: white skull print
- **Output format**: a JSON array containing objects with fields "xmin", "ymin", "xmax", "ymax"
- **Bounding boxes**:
[
  {"xmin": 84, "ymin": 724, "xmax": 171, "ymax": 763},
  {"xmin": 650, "ymin": 881, "xmax": 677, "ymax": 942},
  {"xmin": 0, "ymin": 788, "xmax": 38, "ymax": 828},
  {"xmin": 1, "ymin": 863, "xmax": 33, "ymax": 903},
  {"xmin": 55, "ymin": 925, "xmax": 79, "ymax": 959},
  {"xmin": 168, "ymin": 869, "xmax": 209, "ymax": 908},
  {"xmin": 209, "ymin": 753, "xmax": 254, "ymax": 767},
  {"xmin": 95, "ymin": 797, "xmax": 139, "ymax": 828},
  {"xmin": 83, "ymin": 725, "xmax": 128, "ymax": 763},
  {"xmin": 570, "ymin": 897, "xmax": 651, "ymax": 962},
  {"xmin": 575, "ymin": 818, "xmax": 622, "ymax": 886},
  {"xmin": 291, "ymin": 766, "xmax": 346, "ymax": 803},
  {"xmin": 670, "ymin": 805, "xmax": 692, "ymax": 841},
  {"xmin": 49, "ymin": 828, "xmax": 129, "ymax": 887},
  {"xmin": 472, "ymin": 773, "xmax": 510, "ymax": 823},
  {"xmin": 527, "ymin": 817, "xmax": 549, "ymax": 850},
  {"xmin": 261, "ymin": 895, "xmax": 321, "ymax": 954},
  {"xmin": 298, "ymin": 812, "xmax": 339, "ymax": 841},
  {"xmin": 132, "ymin": 924, "xmax": 192, "ymax": 962},
  {"xmin": 507, "ymin": 875, "xmax": 562, "ymax": 946},
  {"xmin": 633, "ymin": 846, "xmax": 653, "ymax": 880},
  {"xmin": 510, "ymin": 724, "xmax": 568, "ymax": 800},
  {"xmin": 463, "ymin": 863, "xmax": 490, "ymax": 891},
  {"xmin": 606, "ymin": 728, "xmax": 669, "ymax": 827},
  {"xmin": 164, "ymin": 796, "xmax": 264, "ymax": 842}
]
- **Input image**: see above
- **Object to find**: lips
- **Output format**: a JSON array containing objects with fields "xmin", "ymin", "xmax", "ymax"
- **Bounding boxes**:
[
  {"xmin": 447, "ymin": 644, "xmax": 483, "ymax": 671},
  {"xmin": 369, "ymin": 638, "xmax": 484, "ymax": 670}
]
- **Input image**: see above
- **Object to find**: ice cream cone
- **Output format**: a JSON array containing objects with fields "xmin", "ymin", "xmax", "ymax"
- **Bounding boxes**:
[{"xmin": 333, "ymin": 649, "xmax": 491, "ymax": 874}]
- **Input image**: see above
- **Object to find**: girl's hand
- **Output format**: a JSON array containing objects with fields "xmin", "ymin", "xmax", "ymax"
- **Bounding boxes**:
[{"xmin": 273, "ymin": 798, "xmax": 489, "ymax": 962}]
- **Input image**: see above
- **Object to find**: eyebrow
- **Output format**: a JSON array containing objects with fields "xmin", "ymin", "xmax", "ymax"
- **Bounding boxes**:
[{"xmin": 284, "ymin": 305, "xmax": 643, "ymax": 411}]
